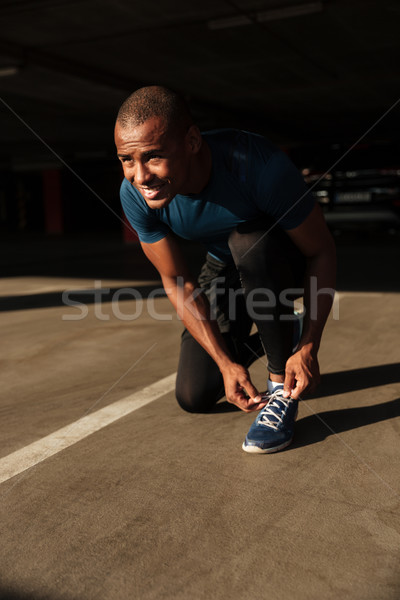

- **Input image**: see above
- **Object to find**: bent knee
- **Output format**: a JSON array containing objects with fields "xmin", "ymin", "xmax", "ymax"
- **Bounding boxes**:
[
  {"xmin": 175, "ymin": 387, "xmax": 221, "ymax": 414},
  {"xmin": 175, "ymin": 393, "xmax": 211, "ymax": 414},
  {"xmin": 228, "ymin": 227, "xmax": 267, "ymax": 268}
]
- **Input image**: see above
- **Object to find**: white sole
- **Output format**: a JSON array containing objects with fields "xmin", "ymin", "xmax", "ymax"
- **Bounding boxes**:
[{"xmin": 242, "ymin": 437, "xmax": 293, "ymax": 454}]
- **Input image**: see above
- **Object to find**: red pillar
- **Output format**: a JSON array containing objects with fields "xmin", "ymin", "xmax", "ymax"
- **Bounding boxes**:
[{"xmin": 43, "ymin": 169, "xmax": 63, "ymax": 234}]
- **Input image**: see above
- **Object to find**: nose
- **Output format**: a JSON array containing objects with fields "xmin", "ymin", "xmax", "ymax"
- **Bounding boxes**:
[{"xmin": 130, "ymin": 161, "xmax": 152, "ymax": 186}]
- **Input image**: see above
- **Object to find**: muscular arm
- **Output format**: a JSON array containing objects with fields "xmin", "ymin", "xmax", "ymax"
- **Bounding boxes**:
[
  {"xmin": 285, "ymin": 203, "xmax": 337, "ymax": 398},
  {"xmin": 141, "ymin": 235, "xmax": 266, "ymax": 411}
]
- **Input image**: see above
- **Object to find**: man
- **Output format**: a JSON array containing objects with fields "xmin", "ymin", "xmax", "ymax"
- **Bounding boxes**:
[{"xmin": 115, "ymin": 85, "xmax": 336, "ymax": 453}]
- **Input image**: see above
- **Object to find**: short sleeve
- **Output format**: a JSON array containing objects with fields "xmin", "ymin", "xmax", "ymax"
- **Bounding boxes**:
[
  {"xmin": 255, "ymin": 151, "xmax": 315, "ymax": 229},
  {"xmin": 120, "ymin": 178, "xmax": 170, "ymax": 243}
]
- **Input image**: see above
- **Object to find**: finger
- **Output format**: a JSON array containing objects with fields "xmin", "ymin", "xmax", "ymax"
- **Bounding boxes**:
[
  {"xmin": 283, "ymin": 370, "xmax": 295, "ymax": 398},
  {"xmin": 252, "ymin": 400, "xmax": 268, "ymax": 411},
  {"xmin": 230, "ymin": 398, "xmax": 254, "ymax": 413},
  {"xmin": 227, "ymin": 388, "xmax": 251, "ymax": 409},
  {"xmin": 241, "ymin": 380, "xmax": 260, "ymax": 402},
  {"xmin": 302, "ymin": 375, "xmax": 319, "ymax": 397},
  {"xmin": 291, "ymin": 378, "xmax": 309, "ymax": 400},
  {"xmin": 245, "ymin": 397, "xmax": 268, "ymax": 412},
  {"xmin": 232, "ymin": 393, "xmax": 267, "ymax": 413},
  {"xmin": 290, "ymin": 385, "xmax": 302, "ymax": 400},
  {"xmin": 240, "ymin": 403, "xmax": 267, "ymax": 413}
]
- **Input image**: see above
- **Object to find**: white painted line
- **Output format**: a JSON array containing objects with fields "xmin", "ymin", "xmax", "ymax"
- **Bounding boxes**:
[
  {"xmin": 336, "ymin": 292, "xmax": 384, "ymax": 298},
  {"xmin": 0, "ymin": 373, "xmax": 176, "ymax": 484}
]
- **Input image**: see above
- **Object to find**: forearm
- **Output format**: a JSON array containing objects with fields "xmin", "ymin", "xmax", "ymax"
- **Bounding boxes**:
[
  {"xmin": 300, "ymin": 244, "xmax": 337, "ymax": 353},
  {"xmin": 163, "ymin": 277, "xmax": 234, "ymax": 370},
  {"xmin": 141, "ymin": 237, "xmax": 262, "ymax": 410}
]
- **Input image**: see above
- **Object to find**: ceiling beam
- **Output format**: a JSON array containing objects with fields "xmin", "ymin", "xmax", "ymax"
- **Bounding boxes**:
[{"xmin": 0, "ymin": 38, "xmax": 143, "ymax": 92}]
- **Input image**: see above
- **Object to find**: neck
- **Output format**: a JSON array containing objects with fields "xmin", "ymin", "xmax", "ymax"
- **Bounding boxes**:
[{"xmin": 185, "ymin": 140, "xmax": 212, "ymax": 195}]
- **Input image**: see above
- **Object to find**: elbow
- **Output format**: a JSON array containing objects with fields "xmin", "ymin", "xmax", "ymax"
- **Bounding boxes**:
[{"xmin": 162, "ymin": 275, "xmax": 197, "ymax": 298}]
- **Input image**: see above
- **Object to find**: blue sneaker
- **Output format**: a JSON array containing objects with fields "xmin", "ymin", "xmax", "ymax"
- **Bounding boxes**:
[{"xmin": 242, "ymin": 388, "xmax": 298, "ymax": 453}]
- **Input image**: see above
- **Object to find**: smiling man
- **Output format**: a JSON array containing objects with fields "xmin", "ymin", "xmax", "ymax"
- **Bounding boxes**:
[{"xmin": 115, "ymin": 85, "xmax": 336, "ymax": 454}]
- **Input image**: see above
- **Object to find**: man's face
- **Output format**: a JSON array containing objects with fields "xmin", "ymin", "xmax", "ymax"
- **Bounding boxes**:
[{"xmin": 115, "ymin": 116, "xmax": 193, "ymax": 209}]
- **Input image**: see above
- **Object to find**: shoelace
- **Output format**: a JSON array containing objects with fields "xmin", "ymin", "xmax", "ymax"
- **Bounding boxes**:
[{"xmin": 258, "ymin": 390, "xmax": 294, "ymax": 431}]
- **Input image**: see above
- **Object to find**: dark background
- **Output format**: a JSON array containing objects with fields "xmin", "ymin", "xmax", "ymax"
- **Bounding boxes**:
[{"xmin": 0, "ymin": 0, "xmax": 399, "ymax": 251}]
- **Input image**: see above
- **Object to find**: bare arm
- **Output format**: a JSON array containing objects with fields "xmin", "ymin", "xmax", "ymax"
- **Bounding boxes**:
[
  {"xmin": 285, "ymin": 203, "xmax": 337, "ymax": 398},
  {"xmin": 141, "ymin": 235, "xmax": 266, "ymax": 411}
]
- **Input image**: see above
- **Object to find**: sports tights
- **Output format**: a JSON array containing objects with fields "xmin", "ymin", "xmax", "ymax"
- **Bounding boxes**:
[{"xmin": 175, "ymin": 218, "xmax": 306, "ymax": 412}]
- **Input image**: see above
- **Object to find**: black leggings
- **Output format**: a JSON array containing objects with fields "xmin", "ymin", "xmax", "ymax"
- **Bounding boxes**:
[{"xmin": 175, "ymin": 219, "xmax": 306, "ymax": 413}]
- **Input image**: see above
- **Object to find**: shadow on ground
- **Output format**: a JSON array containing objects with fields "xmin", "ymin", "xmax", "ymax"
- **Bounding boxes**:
[
  {"xmin": 214, "ymin": 363, "xmax": 400, "ymax": 447},
  {"xmin": 312, "ymin": 363, "xmax": 400, "ymax": 397},
  {"xmin": 215, "ymin": 362, "xmax": 400, "ymax": 413},
  {"xmin": 293, "ymin": 396, "xmax": 400, "ymax": 449},
  {"xmin": 0, "ymin": 585, "xmax": 66, "ymax": 600},
  {"xmin": 0, "ymin": 285, "xmax": 166, "ymax": 312}
]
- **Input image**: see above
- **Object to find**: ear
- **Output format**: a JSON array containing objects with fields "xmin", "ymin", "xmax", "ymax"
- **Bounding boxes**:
[{"xmin": 185, "ymin": 125, "xmax": 202, "ymax": 154}]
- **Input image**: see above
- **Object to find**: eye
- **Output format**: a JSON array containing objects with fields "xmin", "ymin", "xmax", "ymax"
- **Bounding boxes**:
[{"xmin": 121, "ymin": 157, "xmax": 133, "ymax": 164}]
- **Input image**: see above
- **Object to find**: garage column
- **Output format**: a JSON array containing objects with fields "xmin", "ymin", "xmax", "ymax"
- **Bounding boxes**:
[{"xmin": 43, "ymin": 169, "xmax": 63, "ymax": 235}]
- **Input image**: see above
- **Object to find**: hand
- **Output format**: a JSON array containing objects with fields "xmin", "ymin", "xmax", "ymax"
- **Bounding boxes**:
[
  {"xmin": 283, "ymin": 344, "xmax": 321, "ymax": 400},
  {"xmin": 221, "ymin": 363, "xmax": 267, "ymax": 412}
]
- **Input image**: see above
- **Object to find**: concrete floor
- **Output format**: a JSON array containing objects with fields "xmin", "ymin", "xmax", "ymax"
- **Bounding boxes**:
[{"xmin": 0, "ymin": 232, "xmax": 399, "ymax": 600}]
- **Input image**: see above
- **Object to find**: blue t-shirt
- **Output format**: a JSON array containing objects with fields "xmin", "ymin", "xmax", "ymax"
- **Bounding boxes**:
[{"xmin": 120, "ymin": 129, "xmax": 315, "ymax": 262}]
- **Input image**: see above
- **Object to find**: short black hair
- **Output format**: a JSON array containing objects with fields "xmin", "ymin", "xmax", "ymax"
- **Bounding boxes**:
[{"xmin": 116, "ymin": 85, "xmax": 193, "ymax": 134}]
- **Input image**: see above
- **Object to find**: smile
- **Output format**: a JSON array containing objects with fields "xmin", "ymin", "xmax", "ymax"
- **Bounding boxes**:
[{"xmin": 137, "ymin": 183, "xmax": 166, "ymax": 199}]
